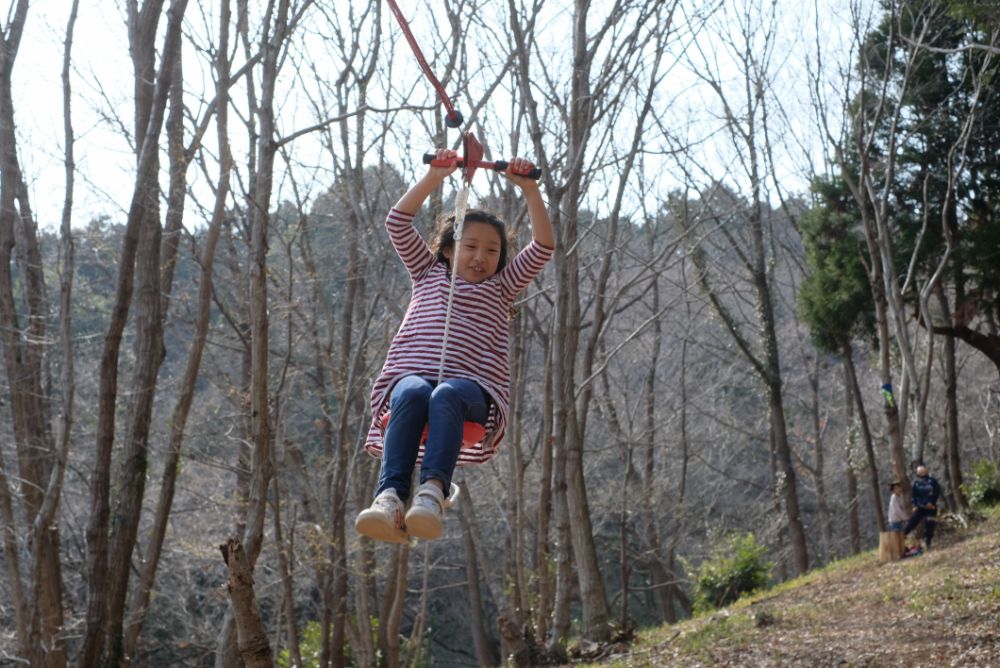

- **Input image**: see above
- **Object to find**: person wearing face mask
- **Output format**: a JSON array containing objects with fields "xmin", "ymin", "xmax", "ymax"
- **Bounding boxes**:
[{"xmin": 903, "ymin": 464, "xmax": 942, "ymax": 551}]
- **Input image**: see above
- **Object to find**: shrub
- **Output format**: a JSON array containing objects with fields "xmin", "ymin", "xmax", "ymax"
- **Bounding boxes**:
[
  {"xmin": 693, "ymin": 532, "xmax": 772, "ymax": 612},
  {"xmin": 277, "ymin": 620, "xmax": 323, "ymax": 668},
  {"xmin": 963, "ymin": 460, "xmax": 1000, "ymax": 508}
]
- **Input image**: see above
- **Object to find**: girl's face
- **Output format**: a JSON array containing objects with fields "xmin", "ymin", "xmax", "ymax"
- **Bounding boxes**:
[{"xmin": 443, "ymin": 221, "xmax": 503, "ymax": 283}]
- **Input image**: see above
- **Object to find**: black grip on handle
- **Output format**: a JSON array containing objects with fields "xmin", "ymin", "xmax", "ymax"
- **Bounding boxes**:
[
  {"xmin": 494, "ymin": 160, "xmax": 542, "ymax": 179},
  {"xmin": 421, "ymin": 154, "xmax": 542, "ymax": 180},
  {"xmin": 421, "ymin": 153, "xmax": 470, "ymax": 168}
]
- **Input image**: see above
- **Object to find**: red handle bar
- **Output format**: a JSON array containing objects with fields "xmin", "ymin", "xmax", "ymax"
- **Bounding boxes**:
[{"xmin": 422, "ymin": 153, "xmax": 542, "ymax": 180}]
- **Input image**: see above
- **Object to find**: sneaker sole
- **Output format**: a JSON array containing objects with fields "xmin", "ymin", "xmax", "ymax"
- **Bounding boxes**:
[
  {"xmin": 405, "ymin": 508, "xmax": 443, "ymax": 540},
  {"xmin": 355, "ymin": 512, "xmax": 408, "ymax": 544}
]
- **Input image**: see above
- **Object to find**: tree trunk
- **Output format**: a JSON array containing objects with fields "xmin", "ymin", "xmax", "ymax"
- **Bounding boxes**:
[
  {"xmin": 380, "ymin": 545, "xmax": 409, "ymax": 668},
  {"xmin": 122, "ymin": 3, "xmax": 230, "ymax": 660},
  {"xmin": 870, "ymin": 278, "xmax": 909, "ymax": 498},
  {"xmin": 220, "ymin": 538, "xmax": 274, "ymax": 667},
  {"xmin": 550, "ymin": 318, "xmax": 574, "ymax": 647},
  {"xmin": 667, "ymin": 288, "xmax": 694, "ymax": 619},
  {"xmin": 104, "ymin": 119, "xmax": 165, "ymax": 668},
  {"xmin": 561, "ymin": 366, "xmax": 611, "ymax": 639},
  {"xmin": 510, "ymin": 0, "xmax": 672, "ymax": 646},
  {"xmin": 768, "ymin": 388, "xmax": 809, "ymax": 575},
  {"xmin": 644, "ymin": 241, "xmax": 667, "ymax": 621},
  {"xmin": 0, "ymin": 458, "xmax": 27, "ymax": 649},
  {"xmin": 936, "ymin": 287, "xmax": 968, "ymax": 510},
  {"xmin": 845, "ymin": 462, "xmax": 861, "ymax": 555},
  {"xmin": 460, "ymin": 501, "xmax": 499, "ymax": 667},
  {"xmin": 808, "ymin": 358, "xmax": 835, "ymax": 561},
  {"xmin": 78, "ymin": 2, "xmax": 187, "ymax": 663},
  {"xmin": 534, "ymin": 325, "xmax": 556, "ymax": 640},
  {"xmin": 217, "ymin": 0, "xmax": 300, "ymax": 660},
  {"xmin": 105, "ymin": 4, "xmax": 191, "ymax": 662},
  {"xmin": 354, "ymin": 466, "xmax": 381, "ymax": 667},
  {"xmin": 747, "ymin": 94, "xmax": 808, "ymax": 575},
  {"xmin": 842, "ymin": 343, "xmax": 885, "ymax": 530},
  {"xmin": 619, "ymin": 446, "xmax": 633, "ymax": 628},
  {"xmin": 293, "ymin": 208, "xmax": 341, "ymax": 668},
  {"xmin": 506, "ymin": 311, "xmax": 531, "ymax": 627},
  {"xmin": 839, "ymin": 16, "xmax": 923, "ymax": 487},
  {"xmin": 328, "ymin": 204, "xmax": 366, "ymax": 668},
  {"xmin": 272, "ymin": 485, "xmax": 302, "ymax": 667},
  {"xmin": 0, "ymin": 3, "xmax": 66, "ymax": 664}
]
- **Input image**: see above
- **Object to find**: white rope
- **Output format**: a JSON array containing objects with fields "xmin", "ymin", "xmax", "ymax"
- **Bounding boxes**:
[{"xmin": 436, "ymin": 184, "xmax": 470, "ymax": 383}]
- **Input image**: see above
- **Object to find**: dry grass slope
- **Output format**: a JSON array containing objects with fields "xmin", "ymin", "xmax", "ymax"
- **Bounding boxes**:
[{"xmin": 580, "ymin": 507, "xmax": 1000, "ymax": 668}]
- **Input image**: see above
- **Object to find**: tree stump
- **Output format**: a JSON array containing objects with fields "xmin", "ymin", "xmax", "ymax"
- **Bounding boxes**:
[
  {"xmin": 499, "ymin": 615, "xmax": 531, "ymax": 668},
  {"xmin": 878, "ymin": 531, "xmax": 904, "ymax": 562}
]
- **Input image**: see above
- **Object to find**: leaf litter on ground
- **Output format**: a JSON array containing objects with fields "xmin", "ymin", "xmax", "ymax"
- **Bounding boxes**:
[{"xmin": 571, "ymin": 506, "xmax": 1000, "ymax": 668}]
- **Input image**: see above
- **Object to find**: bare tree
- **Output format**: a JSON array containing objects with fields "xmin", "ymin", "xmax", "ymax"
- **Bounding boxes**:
[
  {"xmin": 679, "ymin": 0, "xmax": 809, "ymax": 575},
  {"xmin": 508, "ymin": 0, "xmax": 682, "ymax": 642},
  {"xmin": 843, "ymin": 341, "xmax": 885, "ymax": 532},
  {"xmin": 77, "ymin": 2, "xmax": 189, "ymax": 664},
  {"xmin": 0, "ymin": 2, "xmax": 68, "ymax": 665},
  {"xmin": 121, "ymin": 1, "xmax": 235, "ymax": 661},
  {"xmin": 830, "ymin": 1, "xmax": 985, "ymax": 478},
  {"xmin": 217, "ymin": 0, "xmax": 301, "ymax": 663}
]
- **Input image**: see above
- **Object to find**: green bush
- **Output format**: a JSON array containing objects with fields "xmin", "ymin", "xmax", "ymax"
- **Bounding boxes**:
[
  {"xmin": 963, "ymin": 460, "xmax": 1000, "ymax": 508},
  {"xmin": 693, "ymin": 532, "xmax": 772, "ymax": 612},
  {"xmin": 277, "ymin": 620, "xmax": 323, "ymax": 668}
]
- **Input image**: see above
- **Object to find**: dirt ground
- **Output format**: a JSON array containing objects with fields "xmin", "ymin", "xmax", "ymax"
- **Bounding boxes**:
[{"xmin": 580, "ymin": 508, "xmax": 1000, "ymax": 668}]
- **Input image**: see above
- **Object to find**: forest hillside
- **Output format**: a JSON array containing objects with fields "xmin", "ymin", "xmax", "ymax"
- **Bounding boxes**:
[{"xmin": 576, "ymin": 507, "xmax": 1000, "ymax": 668}]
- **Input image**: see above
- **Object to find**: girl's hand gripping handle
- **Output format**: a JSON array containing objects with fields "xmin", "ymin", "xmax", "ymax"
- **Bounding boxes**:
[{"xmin": 422, "ymin": 153, "xmax": 542, "ymax": 180}]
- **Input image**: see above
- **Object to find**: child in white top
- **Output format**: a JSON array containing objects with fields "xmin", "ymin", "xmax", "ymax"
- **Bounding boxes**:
[{"xmin": 887, "ymin": 481, "xmax": 908, "ymax": 531}]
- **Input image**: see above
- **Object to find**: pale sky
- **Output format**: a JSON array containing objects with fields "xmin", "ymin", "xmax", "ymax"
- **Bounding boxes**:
[
  {"xmin": 11, "ymin": 1, "xmax": 865, "ymax": 232},
  {"xmin": 16, "ymin": 1, "xmax": 137, "ymax": 229}
]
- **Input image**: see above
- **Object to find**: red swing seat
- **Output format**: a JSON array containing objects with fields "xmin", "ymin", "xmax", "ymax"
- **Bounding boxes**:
[{"xmin": 380, "ymin": 412, "xmax": 485, "ymax": 450}]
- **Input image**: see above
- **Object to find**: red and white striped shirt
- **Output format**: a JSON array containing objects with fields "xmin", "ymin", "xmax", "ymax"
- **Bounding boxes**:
[{"xmin": 365, "ymin": 207, "xmax": 553, "ymax": 465}]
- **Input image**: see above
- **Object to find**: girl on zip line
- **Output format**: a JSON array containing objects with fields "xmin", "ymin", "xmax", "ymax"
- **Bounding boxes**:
[{"xmin": 355, "ymin": 147, "xmax": 554, "ymax": 543}]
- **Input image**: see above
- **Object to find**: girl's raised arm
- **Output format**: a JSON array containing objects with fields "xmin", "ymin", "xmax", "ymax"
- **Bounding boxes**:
[{"xmin": 506, "ymin": 158, "xmax": 554, "ymax": 249}]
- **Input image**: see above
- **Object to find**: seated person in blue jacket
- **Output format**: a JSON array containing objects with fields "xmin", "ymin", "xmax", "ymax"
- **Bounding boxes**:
[{"xmin": 903, "ymin": 464, "xmax": 942, "ymax": 549}]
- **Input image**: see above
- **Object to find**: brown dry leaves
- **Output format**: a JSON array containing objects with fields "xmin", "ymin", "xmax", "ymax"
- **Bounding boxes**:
[{"xmin": 587, "ymin": 509, "xmax": 1000, "ymax": 668}]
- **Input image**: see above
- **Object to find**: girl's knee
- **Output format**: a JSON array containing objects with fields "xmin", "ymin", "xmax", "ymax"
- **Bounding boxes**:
[
  {"xmin": 430, "ymin": 382, "xmax": 459, "ymax": 401},
  {"xmin": 434, "ymin": 379, "xmax": 489, "ymax": 421},
  {"xmin": 392, "ymin": 376, "xmax": 433, "ymax": 407}
]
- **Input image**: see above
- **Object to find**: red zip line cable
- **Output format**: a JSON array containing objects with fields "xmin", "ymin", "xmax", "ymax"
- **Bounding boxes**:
[
  {"xmin": 384, "ymin": 0, "xmax": 542, "ymax": 182},
  {"xmin": 385, "ymin": 0, "xmax": 464, "ymax": 129}
]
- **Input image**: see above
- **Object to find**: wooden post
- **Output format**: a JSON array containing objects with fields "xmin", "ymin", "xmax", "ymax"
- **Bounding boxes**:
[{"xmin": 878, "ymin": 531, "xmax": 904, "ymax": 562}]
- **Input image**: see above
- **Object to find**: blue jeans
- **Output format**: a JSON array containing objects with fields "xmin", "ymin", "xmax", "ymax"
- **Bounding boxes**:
[
  {"xmin": 376, "ymin": 375, "xmax": 489, "ymax": 502},
  {"xmin": 903, "ymin": 506, "xmax": 937, "ymax": 546},
  {"xmin": 887, "ymin": 521, "xmax": 905, "ymax": 532}
]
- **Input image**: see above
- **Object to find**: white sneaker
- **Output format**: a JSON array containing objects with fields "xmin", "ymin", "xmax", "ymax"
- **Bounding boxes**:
[
  {"xmin": 405, "ymin": 482, "xmax": 459, "ymax": 540},
  {"xmin": 355, "ymin": 489, "xmax": 407, "ymax": 544}
]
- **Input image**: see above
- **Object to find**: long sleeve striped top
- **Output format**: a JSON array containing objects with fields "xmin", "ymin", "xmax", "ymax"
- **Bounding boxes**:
[{"xmin": 365, "ymin": 207, "xmax": 553, "ymax": 465}]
